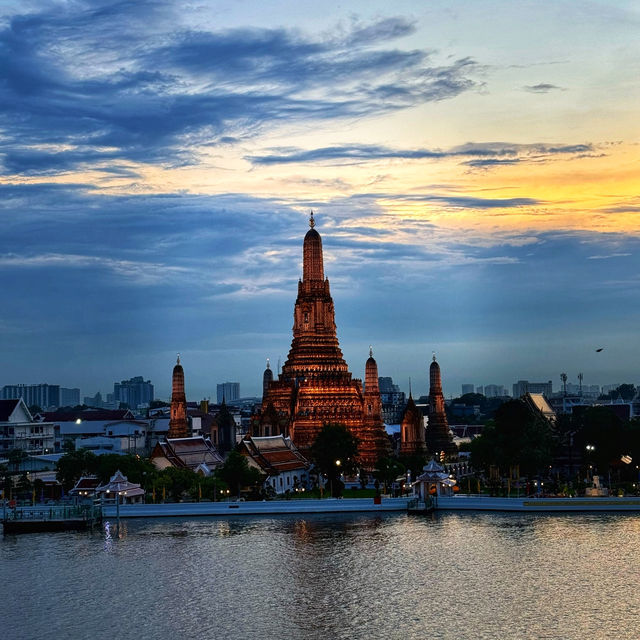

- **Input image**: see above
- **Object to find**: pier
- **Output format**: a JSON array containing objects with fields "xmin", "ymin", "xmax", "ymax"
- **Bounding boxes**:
[{"xmin": 2, "ymin": 502, "xmax": 102, "ymax": 534}]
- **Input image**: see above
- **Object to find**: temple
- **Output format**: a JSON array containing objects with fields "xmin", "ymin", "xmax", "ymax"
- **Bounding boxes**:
[
  {"xmin": 262, "ymin": 358, "xmax": 273, "ymax": 399},
  {"xmin": 400, "ymin": 390, "xmax": 427, "ymax": 457},
  {"xmin": 168, "ymin": 355, "xmax": 188, "ymax": 438},
  {"xmin": 426, "ymin": 355, "xmax": 457, "ymax": 459},
  {"xmin": 255, "ymin": 213, "xmax": 389, "ymax": 469}
]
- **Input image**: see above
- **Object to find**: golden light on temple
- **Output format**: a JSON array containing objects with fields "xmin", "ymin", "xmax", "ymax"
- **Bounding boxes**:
[{"xmin": 255, "ymin": 216, "xmax": 390, "ymax": 469}]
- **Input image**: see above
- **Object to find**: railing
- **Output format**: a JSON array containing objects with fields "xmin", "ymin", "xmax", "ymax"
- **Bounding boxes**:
[{"xmin": 3, "ymin": 503, "xmax": 102, "ymax": 522}]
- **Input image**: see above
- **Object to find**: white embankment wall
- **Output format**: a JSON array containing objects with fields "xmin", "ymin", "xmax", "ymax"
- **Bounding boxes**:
[{"xmin": 102, "ymin": 497, "xmax": 411, "ymax": 518}]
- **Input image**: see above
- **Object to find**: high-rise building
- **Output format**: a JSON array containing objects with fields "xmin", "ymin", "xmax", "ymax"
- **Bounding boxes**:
[
  {"xmin": 255, "ymin": 213, "xmax": 389, "ymax": 469},
  {"xmin": 513, "ymin": 380, "xmax": 553, "ymax": 398},
  {"xmin": 168, "ymin": 355, "xmax": 188, "ymax": 438},
  {"xmin": 113, "ymin": 376, "xmax": 154, "ymax": 409},
  {"xmin": 84, "ymin": 391, "xmax": 103, "ymax": 407},
  {"xmin": 378, "ymin": 376, "xmax": 406, "ymax": 424},
  {"xmin": 484, "ymin": 384, "xmax": 507, "ymax": 398},
  {"xmin": 1, "ymin": 384, "xmax": 60, "ymax": 409},
  {"xmin": 217, "ymin": 382, "xmax": 240, "ymax": 404},
  {"xmin": 461, "ymin": 384, "xmax": 475, "ymax": 396},
  {"xmin": 60, "ymin": 387, "xmax": 80, "ymax": 407}
]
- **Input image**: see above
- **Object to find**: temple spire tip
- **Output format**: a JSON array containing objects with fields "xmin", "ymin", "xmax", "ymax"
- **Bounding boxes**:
[
  {"xmin": 369, "ymin": 345, "xmax": 373, "ymax": 358},
  {"xmin": 309, "ymin": 210, "xmax": 315, "ymax": 228}
]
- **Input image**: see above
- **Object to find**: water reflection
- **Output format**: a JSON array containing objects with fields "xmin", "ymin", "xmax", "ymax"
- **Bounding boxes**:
[{"xmin": 2, "ymin": 512, "xmax": 640, "ymax": 640}]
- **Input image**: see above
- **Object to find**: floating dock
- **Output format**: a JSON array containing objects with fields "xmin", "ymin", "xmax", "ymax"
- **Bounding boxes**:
[{"xmin": 2, "ymin": 504, "xmax": 102, "ymax": 534}]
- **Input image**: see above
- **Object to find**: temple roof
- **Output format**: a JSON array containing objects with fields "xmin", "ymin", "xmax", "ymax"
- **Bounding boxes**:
[
  {"xmin": 151, "ymin": 436, "xmax": 223, "ymax": 471},
  {"xmin": 240, "ymin": 435, "xmax": 309, "ymax": 474}
]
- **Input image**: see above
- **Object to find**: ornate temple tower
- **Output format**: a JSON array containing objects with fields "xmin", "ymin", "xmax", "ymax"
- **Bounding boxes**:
[
  {"xmin": 168, "ymin": 355, "xmax": 188, "ymax": 438},
  {"xmin": 400, "ymin": 391, "xmax": 426, "ymax": 457},
  {"xmin": 362, "ymin": 347, "xmax": 391, "ymax": 467},
  {"xmin": 258, "ymin": 214, "xmax": 388, "ymax": 468},
  {"xmin": 426, "ymin": 355, "xmax": 457, "ymax": 459},
  {"xmin": 262, "ymin": 358, "xmax": 273, "ymax": 398}
]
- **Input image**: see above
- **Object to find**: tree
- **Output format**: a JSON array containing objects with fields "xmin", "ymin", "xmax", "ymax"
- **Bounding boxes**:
[
  {"xmin": 8, "ymin": 449, "xmax": 28, "ymax": 473},
  {"xmin": 374, "ymin": 457, "xmax": 405, "ymax": 494},
  {"xmin": 469, "ymin": 399, "xmax": 554, "ymax": 478},
  {"xmin": 56, "ymin": 449, "xmax": 98, "ymax": 490},
  {"xmin": 216, "ymin": 451, "xmax": 262, "ymax": 497},
  {"xmin": 94, "ymin": 453, "xmax": 155, "ymax": 485},
  {"xmin": 599, "ymin": 384, "xmax": 636, "ymax": 402},
  {"xmin": 310, "ymin": 423, "xmax": 359, "ymax": 497}
]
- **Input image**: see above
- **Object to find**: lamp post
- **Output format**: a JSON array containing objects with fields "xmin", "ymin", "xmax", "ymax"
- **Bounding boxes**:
[
  {"xmin": 330, "ymin": 459, "xmax": 341, "ymax": 498},
  {"xmin": 586, "ymin": 444, "xmax": 595, "ymax": 484}
]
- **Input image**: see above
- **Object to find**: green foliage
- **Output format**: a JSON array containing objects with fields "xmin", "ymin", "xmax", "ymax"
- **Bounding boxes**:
[
  {"xmin": 56, "ymin": 450, "xmax": 154, "ymax": 491},
  {"xmin": 373, "ymin": 457, "xmax": 405, "ymax": 493},
  {"xmin": 7, "ymin": 449, "xmax": 28, "ymax": 472},
  {"xmin": 598, "ymin": 384, "xmax": 636, "ymax": 402},
  {"xmin": 310, "ymin": 423, "xmax": 359, "ymax": 497},
  {"xmin": 62, "ymin": 439, "xmax": 76, "ymax": 453},
  {"xmin": 55, "ymin": 449, "xmax": 98, "ymax": 490},
  {"xmin": 469, "ymin": 400, "xmax": 554, "ymax": 477},
  {"xmin": 310, "ymin": 422, "xmax": 359, "ymax": 478},
  {"xmin": 573, "ymin": 406, "xmax": 627, "ymax": 471},
  {"xmin": 216, "ymin": 451, "xmax": 262, "ymax": 497},
  {"xmin": 398, "ymin": 453, "xmax": 427, "ymax": 478},
  {"xmin": 93, "ymin": 454, "xmax": 155, "ymax": 485},
  {"xmin": 156, "ymin": 467, "xmax": 199, "ymax": 501}
]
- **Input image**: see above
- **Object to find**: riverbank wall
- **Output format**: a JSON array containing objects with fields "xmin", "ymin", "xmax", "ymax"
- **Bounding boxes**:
[
  {"xmin": 435, "ymin": 495, "xmax": 640, "ymax": 512},
  {"xmin": 102, "ymin": 497, "xmax": 411, "ymax": 518}
]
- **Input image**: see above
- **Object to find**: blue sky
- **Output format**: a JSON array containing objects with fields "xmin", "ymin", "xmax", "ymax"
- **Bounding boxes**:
[{"xmin": 1, "ymin": 1, "xmax": 638, "ymax": 400}]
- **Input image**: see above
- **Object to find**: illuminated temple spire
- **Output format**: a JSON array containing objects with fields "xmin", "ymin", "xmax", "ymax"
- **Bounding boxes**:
[
  {"xmin": 362, "ymin": 346, "xmax": 391, "ymax": 466},
  {"xmin": 262, "ymin": 358, "xmax": 273, "ymax": 398},
  {"xmin": 257, "ymin": 215, "xmax": 389, "ymax": 468},
  {"xmin": 426, "ymin": 353, "xmax": 457, "ymax": 459},
  {"xmin": 303, "ymin": 210, "xmax": 324, "ymax": 282},
  {"xmin": 168, "ymin": 354, "xmax": 188, "ymax": 438}
]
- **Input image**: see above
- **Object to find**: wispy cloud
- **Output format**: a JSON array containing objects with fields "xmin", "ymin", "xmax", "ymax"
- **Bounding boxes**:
[
  {"xmin": 247, "ymin": 141, "xmax": 593, "ymax": 166},
  {"xmin": 523, "ymin": 83, "xmax": 565, "ymax": 93},
  {"xmin": 0, "ymin": 3, "xmax": 480, "ymax": 175}
]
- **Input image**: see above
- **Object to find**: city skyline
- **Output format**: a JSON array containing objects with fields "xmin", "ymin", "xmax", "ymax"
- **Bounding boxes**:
[{"xmin": 1, "ymin": 1, "xmax": 638, "ymax": 399}]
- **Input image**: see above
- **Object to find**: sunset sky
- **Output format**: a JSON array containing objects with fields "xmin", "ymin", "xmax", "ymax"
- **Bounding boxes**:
[{"xmin": 1, "ymin": 0, "xmax": 638, "ymax": 400}]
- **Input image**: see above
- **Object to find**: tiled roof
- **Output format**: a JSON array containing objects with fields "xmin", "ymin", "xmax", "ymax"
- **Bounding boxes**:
[
  {"xmin": 151, "ymin": 436, "xmax": 224, "ymax": 471},
  {"xmin": 0, "ymin": 399, "xmax": 20, "ymax": 421},
  {"xmin": 240, "ymin": 435, "xmax": 309, "ymax": 475}
]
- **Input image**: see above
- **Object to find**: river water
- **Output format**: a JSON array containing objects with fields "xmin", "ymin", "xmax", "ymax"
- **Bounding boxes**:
[{"xmin": 1, "ymin": 512, "xmax": 639, "ymax": 640}]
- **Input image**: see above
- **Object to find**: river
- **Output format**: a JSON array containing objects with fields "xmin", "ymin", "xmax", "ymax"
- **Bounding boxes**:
[{"xmin": 1, "ymin": 511, "xmax": 639, "ymax": 639}]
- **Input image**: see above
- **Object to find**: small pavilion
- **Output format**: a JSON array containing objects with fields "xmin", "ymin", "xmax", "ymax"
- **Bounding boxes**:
[
  {"xmin": 413, "ymin": 459, "xmax": 456, "ymax": 500},
  {"xmin": 95, "ymin": 470, "xmax": 145, "ymax": 504}
]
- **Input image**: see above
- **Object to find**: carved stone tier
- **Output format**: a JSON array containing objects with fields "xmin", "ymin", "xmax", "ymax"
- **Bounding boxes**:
[
  {"xmin": 426, "ymin": 357, "xmax": 457, "ymax": 458},
  {"xmin": 257, "ymin": 215, "xmax": 389, "ymax": 469},
  {"xmin": 168, "ymin": 355, "xmax": 188, "ymax": 439}
]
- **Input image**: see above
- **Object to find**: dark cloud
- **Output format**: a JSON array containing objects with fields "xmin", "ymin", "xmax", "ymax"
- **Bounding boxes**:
[
  {"xmin": 523, "ymin": 83, "xmax": 565, "ymax": 93},
  {"xmin": 1, "ymin": 182, "xmax": 639, "ymax": 397},
  {"xmin": 247, "ymin": 141, "xmax": 593, "ymax": 166},
  {"xmin": 0, "ymin": 3, "xmax": 479, "ymax": 175}
]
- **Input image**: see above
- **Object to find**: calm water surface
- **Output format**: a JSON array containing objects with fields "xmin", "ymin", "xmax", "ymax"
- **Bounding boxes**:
[{"xmin": 2, "ymin": 512, "xmax": 639, "ymax": 640}]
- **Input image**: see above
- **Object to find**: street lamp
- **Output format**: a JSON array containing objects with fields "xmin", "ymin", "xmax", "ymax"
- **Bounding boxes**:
[
  {"xmin": 330, "ymin": 460, "xmax": 341, "ymax": 498},
  {"xmin": 586, "ymin": 445, "xmax": 595, "ymax": 483}
]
